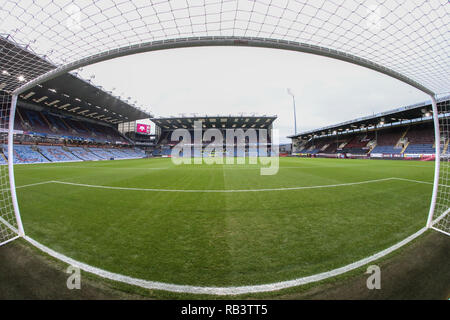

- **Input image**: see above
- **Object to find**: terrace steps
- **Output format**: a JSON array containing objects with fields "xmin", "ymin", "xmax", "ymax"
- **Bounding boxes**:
[
  {"xmin": 396, "ymin": 127, "xmax": 410, "ymax": 148},
  {"xmin": 39, "ymin": 112, "xmax": 52, "ymax": 130},
  {"xmin": 400, "ymin": 126, "xmax": 410, "ymax": 140},
  {"xmin": 401, "ymin": 142, "xmax": 410, "ymax": 154}
]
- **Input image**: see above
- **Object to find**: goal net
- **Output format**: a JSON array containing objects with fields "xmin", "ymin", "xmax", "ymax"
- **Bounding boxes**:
[
  {"xmin": 0, "ymin": 92, "xmax": 20, "ymax": 246},
  {"xmin": 431, "ymin": 98, "xmax": 450, "ymax": 235},
  {"xmin": 0, "ymin": 0, "xmax": 448, "ymax": 245}
]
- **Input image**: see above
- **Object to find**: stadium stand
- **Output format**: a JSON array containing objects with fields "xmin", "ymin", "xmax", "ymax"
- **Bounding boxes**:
[
  {"xmin": 341, "ymin": 133, "xmax": 374, "ymax": 154},
  {"xmin": 151, "ymin": 115, "xmax": 277, "ymax": 158},
  {"xmin": 88, "ymin": 148, "xmax": 114, "ymax": 160},
  {"xmin": 0, "ymin": 144, "xmax": 146, "ymax": 164},
  {"xmin": 16, "ymin": 106, "xmax": 129, "ymax": 145},
  {"xmin": 370, "ymin": 145, "xmax": 402, "ymax": 154},
  {"xmin": 403, "ymin": 124, "xmax": 435, "ymax": 155},
  {"xmin": 152, "ymin": 149, "xmax": 161, "ymax": 156},
  {"xmin": 21, "ymin": 109, "xmax": 53, "ymax": 135},
  {"xmin": 404, "ymin": 144, "xmax": 435, "ymax": 154},
  {"xmin": 106, "ymin": 148, "xmax": 145, "ymax": 159},
  {"xmin": 106, "ymin": 148, "xmax": 129, "ymax": 159},
  {"xmin": 290, "ymin": 96, "xmax": 450, "ymax": 159},
  {"xmin": 67, "ymin": 147, "xmax": 101, "ymax": 161},
  {"xmin": 37, "ymin": 145, "xmax": 81, "ymax": 162},
  {"xmin": 3, "ymin": 144, "xmax": 49, "ymax": 164},
  {"xmin": 370, "ymin": 128, "xmax": 404, "ymax": 154},
  {"xmin": 130, "ymin": 148, "xmax": 146, "ymax": 158}
]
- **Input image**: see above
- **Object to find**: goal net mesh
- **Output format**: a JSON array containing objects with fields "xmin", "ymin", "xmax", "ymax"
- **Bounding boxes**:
[
  {"xmin": 0, "ymin": 0, "xmax": 449, "ymax": 243},
  {"xmin": 0, "ymin": 1, "xmax": 448, "ymax": 94},
  {"xmin": 433, "ymin": 99, "xmax": 450, "ymax": 235},
  {"xmin": 0, "ymin": 92, "xmax": 18, "ymax": 246}
]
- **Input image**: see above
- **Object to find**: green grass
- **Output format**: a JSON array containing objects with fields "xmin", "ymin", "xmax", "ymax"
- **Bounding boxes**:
[{"xmin": 14, "ymin": 157, "xmax": 434, "ymax": 287}]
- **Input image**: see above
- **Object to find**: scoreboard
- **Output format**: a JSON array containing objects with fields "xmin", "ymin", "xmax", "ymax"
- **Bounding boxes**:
[{"xmin": 136, "ymin": 123, "xmax": 151, "ymax": 135}]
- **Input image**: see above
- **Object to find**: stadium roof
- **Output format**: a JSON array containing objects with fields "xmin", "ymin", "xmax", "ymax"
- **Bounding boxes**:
[
  {"xmin": 289, "ymin": 95, "xmax": 450, "ymax": 140},
  {"xmin": 0, "ymin": 1, "xmax": 448, "ymax": 98},
  {"xmin": 1, "ymin": 35, "xmax": 152, "ymax": 125},
  {"xmin": 152, "ymin": 115, "xmax": 277, "ymax": 131}
]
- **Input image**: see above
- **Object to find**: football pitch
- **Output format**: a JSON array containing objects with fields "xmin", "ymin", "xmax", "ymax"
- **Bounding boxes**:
[{"xmin": 14, "ymin": 157, "xmax": 434, "ymax": 288}]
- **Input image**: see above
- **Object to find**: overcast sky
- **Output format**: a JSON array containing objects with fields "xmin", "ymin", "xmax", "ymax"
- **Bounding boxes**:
[{"xmin": 80, "ymin": 46, "xmax": 429, "ymax": 143}]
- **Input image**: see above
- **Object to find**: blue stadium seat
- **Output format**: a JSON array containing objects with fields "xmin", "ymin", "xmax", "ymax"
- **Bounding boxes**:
[
  {"xmin": 38, "ymin": 146, "xmax": 81, "ymax": 162},
  {"xmin": 89, "ymin": 148, "xmax": 115, "ymax": 159},
  {"xmin": 3, "ymin": 144, "xmax": 49, "ymax": 164},
  {"xmin": 370, "ymin": 146, "xmax": 402, "ymax": 154},
  {"xmin": 404, "ymin": 143, "xmax": 434, "ymax": 154},
  {"xmin": 67, "ymin": 147, "xmax": 101, "ymax": 160}
]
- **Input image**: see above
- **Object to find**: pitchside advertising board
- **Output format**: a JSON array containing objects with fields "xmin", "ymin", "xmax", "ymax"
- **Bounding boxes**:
[{"xmin": 136, "ymin": 123, "xmax": 151, "ymax": 135}]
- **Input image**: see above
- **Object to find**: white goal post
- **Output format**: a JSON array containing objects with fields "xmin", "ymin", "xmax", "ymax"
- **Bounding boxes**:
[
  {"xmin": 428, "ymin": 98, "xmax": 450, "ymax": 236},
  {"xmin": 0, "ymin": 92, "xmax": 24, "ymax": 246},
  {"xmin": 0, "ymin": 0, "xmax": 448, "ymax": 246}
]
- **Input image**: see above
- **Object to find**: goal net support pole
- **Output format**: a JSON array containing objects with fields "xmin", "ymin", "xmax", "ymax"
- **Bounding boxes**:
[
  {"xmin": 7, "ymin": 94, "xmax": 25, "ymax": 238},
  {"xmin": 426, "ymin": 95, "xmax": 440, "ymax": 229},
  {"xmin": 426, "ymin": 94, "xmax": 450, "ymax": 236}
]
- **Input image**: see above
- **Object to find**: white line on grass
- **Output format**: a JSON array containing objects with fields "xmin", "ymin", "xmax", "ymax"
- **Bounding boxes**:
[
  {"xmin": 15, "ymin": 177, "xmax": 434, "ymax": 193},
  {"xmin": 16, "ymin": 176, "xmax": 435, "ymax": 294},
  {"xmin": 0, "ymin": 180, "xmax": 54, "ymax": 192},
  {"xmin": 48, "ymin": 177, "xmax": 398, "ymax": 192},
  {"xmin": 24, "ymin": 227, "xmax": 427, "ymax": 295},
  {"xmin": 21, "ymin": 166, "xmax": 168, "ymax": 170},
  {"xmin": 15, "ymin": 181, "xmax": 54, "ymax": 189},
  {"xmin": 392, "ymin": 177, "xmax": 433, "ymax": 185}
]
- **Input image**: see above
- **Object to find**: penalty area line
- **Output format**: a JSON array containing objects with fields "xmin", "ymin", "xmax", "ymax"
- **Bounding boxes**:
[
  {"xmin": 42, "ymin": 177, "xmax": 427, "ymax": 193},
  {"xmin": 0, "ymin": 180, "xmax": 54, "ymax": 192},
  {"xmin": 15, "ymin": 181, "xmax": 54, "ymax": 189},
  {"xmin": 12, "ymin": 177, "xmax": 434, "ymax": 192}
]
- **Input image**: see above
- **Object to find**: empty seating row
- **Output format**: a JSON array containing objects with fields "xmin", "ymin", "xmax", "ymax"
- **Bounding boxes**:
[
  {"xmin": 107, "ymin": 148, "xmax": 134, "ymax": 159},
  {"xmin": 38, "ymin": 145, "xmax": 81, "ymax": 162},
  {"xmin": 2, "ymin": 145, "xmax": 49, "ymax": 164},
  {"xmin": 370, "ymin": 145, "xmax": 402, "ymax": 154},
  {"xmin": 66, "ymin": 147, "xmax": 101, "ymax": 161},
  {"xmin": 88, "ymin": 148, "xmax": 115, "ymax": 159},
  {"xmin": 404, "ymin": 143, "xmax": 435, "ymax": 154},
  {"xmin": 16, "ymin": 106, "xmax": 128, "ymax": 144},
  {"xmin": 0, "ymin": 145, "xmax": 145, "ymax": 164}
]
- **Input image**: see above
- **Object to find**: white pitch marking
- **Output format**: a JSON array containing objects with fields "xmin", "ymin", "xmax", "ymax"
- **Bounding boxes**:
[
  {"xmin": 45, "ymin": 177, "xmax": 420, "ymax": 193},
  {"xmin": 21, "ymin": 165, "xmax": 168, "ymax": 170},
  {"xmin": 24, "ymin": 227, "xmax": 428, "ymax": 295},
  {"xmin": 15, "ymin": 181, "xmax": 54, "ymax": 189},
  {"xmin": 15, "ymin": 176, "xmax": 436, "ymax": 294},
  {"xmin": 392, "ymin": 177, "xmax": 433, "ymax": 185},
  {"xmin": 13, "ymin": 177, "xmax": 434, "ymax": 193},
  {"xmin": 14, "ymin": 177, "xmax": 434, "ymax": 193}
]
